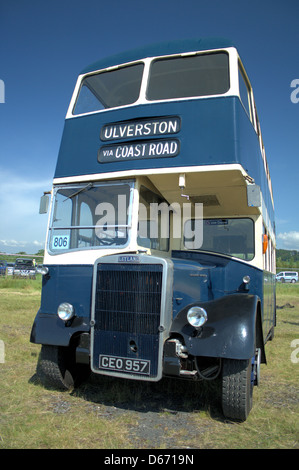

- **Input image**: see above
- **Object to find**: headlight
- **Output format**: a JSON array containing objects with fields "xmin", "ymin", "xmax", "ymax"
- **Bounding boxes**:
[
  {"xmin": 36, "ymin": 265, "xmax": 49, "ymax": 275},
  {"xmin": 187, "ymin": 306, "xmax": 208, "ymax": 329},
  {"xmin": 57, "ymin": 302, "xmax": 74, "ymax": 321}
]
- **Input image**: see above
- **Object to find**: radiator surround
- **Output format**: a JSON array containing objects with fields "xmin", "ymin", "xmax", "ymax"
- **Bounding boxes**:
[{"xmin": 90, "ymin": 254, "xmax": 173, "ymax": 381}]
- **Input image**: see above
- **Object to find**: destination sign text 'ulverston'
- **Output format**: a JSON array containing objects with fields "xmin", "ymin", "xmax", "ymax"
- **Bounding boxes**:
[{"xmin": 100, "ymin": 116, "xmax": 181, "ymax": 141}]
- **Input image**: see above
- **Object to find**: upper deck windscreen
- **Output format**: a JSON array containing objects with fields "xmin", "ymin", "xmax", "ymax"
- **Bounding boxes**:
[
  {"xmin": 74, "ymin": 63, "xmax": 144, "ymax": 115},
  {"xmin": 73, "ymin": 51, "xmax": 229, "ymax": 115},
  {"xmin": 147, "ymin": 52, "xmax": 229, "ymax": 100}
]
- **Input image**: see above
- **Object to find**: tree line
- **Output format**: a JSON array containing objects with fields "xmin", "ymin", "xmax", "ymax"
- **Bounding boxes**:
[
  {"xmin": 1, "ymin": 249, "xmax": 299, "ymax": 270},
  {"xmin": 276, "ymin": 249, "xmax": 299, "ymax": 269}
]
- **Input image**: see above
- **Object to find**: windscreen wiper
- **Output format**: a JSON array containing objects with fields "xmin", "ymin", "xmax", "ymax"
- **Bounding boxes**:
[{"xmin": 64, "ymin": 183, "xmax": 93, "ymax": 201}]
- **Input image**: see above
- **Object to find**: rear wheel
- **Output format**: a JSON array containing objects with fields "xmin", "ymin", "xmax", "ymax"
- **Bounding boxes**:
[
  {"xmin": 36, "ymin": 344, "xmax": 77, "ymax": 390},
  {"xmin": 221, "ymin": 356, "xmax": 254, "ymax": 421}
]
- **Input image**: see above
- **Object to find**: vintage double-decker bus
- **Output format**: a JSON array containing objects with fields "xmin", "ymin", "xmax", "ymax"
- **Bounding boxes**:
[{"xmin": 31, "ymin": 38, "xmax": 276, "ymax": 421}]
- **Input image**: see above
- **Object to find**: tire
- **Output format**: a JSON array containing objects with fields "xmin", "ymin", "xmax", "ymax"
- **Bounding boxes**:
[
  {"xmin": 36, "ymin": 344, "xmax": 77, "ymax": 391},
  {"xmin": 268, "ymin": 325, "xmax": 275, "ymax": 341},
  {"xmin": 221, "ymin": 357, "xmax": 253, "ymax": 421}
]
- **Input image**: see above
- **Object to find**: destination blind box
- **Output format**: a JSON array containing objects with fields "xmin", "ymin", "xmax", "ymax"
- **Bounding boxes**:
[{"xmin": 98, "ymin": 116, "xmax": 181, "ymax": 163}]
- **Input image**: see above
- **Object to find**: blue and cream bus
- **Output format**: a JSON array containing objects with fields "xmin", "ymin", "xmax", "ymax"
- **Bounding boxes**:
[{"xmin": 31, "ymin": 38, "xmax": 276, "ymax": 421}]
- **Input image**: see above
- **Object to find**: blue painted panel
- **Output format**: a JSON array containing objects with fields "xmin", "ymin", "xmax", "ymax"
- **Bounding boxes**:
[
  {"xmin": 55, "ymin": 97, "xmax": 239, "ymax": 178},
  {"xmin": 235, "ymin": 101, "xmax": 275, "ymax": 222},
  {"xmin": 31, "ymin": 265, "xmax": 93, "ymax": 345},
  {"xmin": 171, "ymin": 251, "xmax": 264, "ymax": 316},
  {"xmin": 40, "ymin": 265, "xmax": 93, "ymax": 317},
  {"xmin": 92, "ymin": 331, "xmax": 159, "ymax": 378},
  {"xmin": 55, "ymin": 96, "xmax": 272, "ymax": 220}
]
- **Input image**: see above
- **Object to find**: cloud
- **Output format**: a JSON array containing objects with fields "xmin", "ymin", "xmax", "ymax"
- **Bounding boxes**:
[
  {"xmin": 0, "ymin": 239, "xmax": 25, "ymax": 247},
  {"xmin": 277, "ymin": 231, "xmax": 299, "ymax": 250},
  {"xmin": 0, "ymin": 169, "xmax": 51, "ymax": 212},
  {"xmin": 0, "ymin": 167, "xmax": 51, "ymax": 253},
  {"xmin": 0, "ymin": 239, "xmax": 44, "ymax": 255},
  {"xmin": 0, "ymin": 239, "xmax": 43, "ymax": 247}
]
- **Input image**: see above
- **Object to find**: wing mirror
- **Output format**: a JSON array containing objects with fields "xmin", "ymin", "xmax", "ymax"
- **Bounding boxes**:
[{"xmin": 39, "ymin": 192, "xmax": 51, "ymax": 214}]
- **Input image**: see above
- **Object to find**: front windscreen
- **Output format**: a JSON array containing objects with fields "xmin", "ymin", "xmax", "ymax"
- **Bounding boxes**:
[
  {"xmin": 147, "ymin": 52, "xmax": 229, "ymax": 101},
  {"xmin": 73, "ymin": 63, "xmax": 144, "ymax": 114},
  {"xmin": 49, "ymin": 182, "xmax": 133, "ymax": 252},
  {"xmin": 184, "ymin": 218, "xmax": 254, "ymax": 261}
]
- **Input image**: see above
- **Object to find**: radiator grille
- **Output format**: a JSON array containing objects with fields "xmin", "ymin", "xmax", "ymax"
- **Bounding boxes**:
[{"xmin": 95, "ymin": 264, "xmax": 163, "ymax": 335}]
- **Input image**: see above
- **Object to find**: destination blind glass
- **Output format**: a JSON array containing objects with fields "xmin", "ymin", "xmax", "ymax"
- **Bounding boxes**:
[{"xmin": 147, "ymin": 52, "xmax": 230, "ymax": 100}]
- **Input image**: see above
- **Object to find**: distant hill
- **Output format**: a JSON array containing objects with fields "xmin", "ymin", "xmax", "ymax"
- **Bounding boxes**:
[{"xmin": 276, "ymin": 249, "xmax": 299, "ymax": 269}]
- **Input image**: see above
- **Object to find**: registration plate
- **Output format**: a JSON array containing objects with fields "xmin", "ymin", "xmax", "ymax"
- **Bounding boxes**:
[{"xmin": 99, "ymin": 355, "xmax": 150, "ymax": 375}]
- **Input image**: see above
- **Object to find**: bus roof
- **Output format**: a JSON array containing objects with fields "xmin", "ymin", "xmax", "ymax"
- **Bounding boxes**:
[{"xmin": 80, "ymin": 38, "xmax": 235, "ymax": 74}]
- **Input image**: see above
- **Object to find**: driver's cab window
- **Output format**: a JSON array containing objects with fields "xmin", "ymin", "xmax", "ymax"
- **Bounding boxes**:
[
  {"xmin": 78, "ymin": 202, "xmax": 93, "ymax": 247},
  {"xmin": 138, "ymin": 186, "xmax": 169, "ymax": 251}
]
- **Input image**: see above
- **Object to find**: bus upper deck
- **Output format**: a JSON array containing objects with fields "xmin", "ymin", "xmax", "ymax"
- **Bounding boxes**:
[
  {"xmin": 49, "ymin": 38, "xmax": 274, "ymax": 266},
  {"xmin": 55, "ymin": 39, "xmax": 272, "ymax": 202}
]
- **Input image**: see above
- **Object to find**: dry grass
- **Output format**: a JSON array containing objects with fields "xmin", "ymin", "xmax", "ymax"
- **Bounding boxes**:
[{"xmin": 0, "ymin": 278, "xmax": 298, "ymax": 449}]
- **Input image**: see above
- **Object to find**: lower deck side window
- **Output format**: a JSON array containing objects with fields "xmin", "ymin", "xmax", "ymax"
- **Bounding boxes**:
[{"xmin": 184, "ymin": 218, "xmax": 254, "ymax": 261}]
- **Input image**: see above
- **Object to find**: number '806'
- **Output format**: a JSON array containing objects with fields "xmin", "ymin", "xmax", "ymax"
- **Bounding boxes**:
[{"xmin": 53, "ymin": 236, "xmax": 68, "ymax": 248}]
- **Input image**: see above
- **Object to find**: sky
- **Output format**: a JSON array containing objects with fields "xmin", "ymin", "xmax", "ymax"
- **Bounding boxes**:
[{"xmin": 0, "ymin": 0, "xmax": 299, "ymax": 254}]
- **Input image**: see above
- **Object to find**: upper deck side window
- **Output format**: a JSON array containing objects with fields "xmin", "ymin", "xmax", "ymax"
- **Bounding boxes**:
[
  {"xmin": 238, "ymin": 61, "xmax": 253, "ymax": 120},
  {"xmin": 73, "ymin": 63, "xmax": 144, "ymax": 115},
  {"xmin": 147, "ymin": 52, "xmax": 230, "ymax": 101}
]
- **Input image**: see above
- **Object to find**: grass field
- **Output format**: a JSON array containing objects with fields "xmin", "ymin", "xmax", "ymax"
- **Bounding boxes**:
[{"xmin": 0, "ymin": 277, "xmax": 298, "ymax": 449}]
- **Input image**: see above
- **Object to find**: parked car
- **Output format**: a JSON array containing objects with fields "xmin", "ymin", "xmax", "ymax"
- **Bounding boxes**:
[
  {"xmin": 6, "ymin": 262, "xmax": 15, "ymax": 276},
  {"xmin": 276, "ymin": 271, "xmax": 298, "ymax": 283},
  {"xmin": 13, "ymin": 258, "xmax": 36, "ymax": 279},
  {"xmin": 0, "ymin": 260, "xmax": 7, "ymax": 276}
]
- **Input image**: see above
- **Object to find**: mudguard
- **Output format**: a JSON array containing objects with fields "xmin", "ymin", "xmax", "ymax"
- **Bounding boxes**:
[
  {"xmin": 30, "ymin": 310, "xmax": 90, "ymax": 346},
  {"xmin": 30, "ymin": 264, "xmax": 93, "ymax": 346},
  {"xmin": 170, "ymin": 294, "xmax": 263, "ymax": 361}
]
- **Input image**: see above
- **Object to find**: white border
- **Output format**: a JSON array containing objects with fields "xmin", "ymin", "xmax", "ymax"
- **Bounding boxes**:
[{"xmin": 53, "ymin": 163, "xmax": 248, "ymax": 186}]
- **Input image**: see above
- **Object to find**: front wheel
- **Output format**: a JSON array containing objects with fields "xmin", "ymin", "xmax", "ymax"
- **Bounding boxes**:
[
  {"xmin": 36, "ymin": 344, "xmax": 78, "ymax": 391},
  {"xmin": 221, "ymin": 356, "xmax": 254, "ymax": 421}
]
